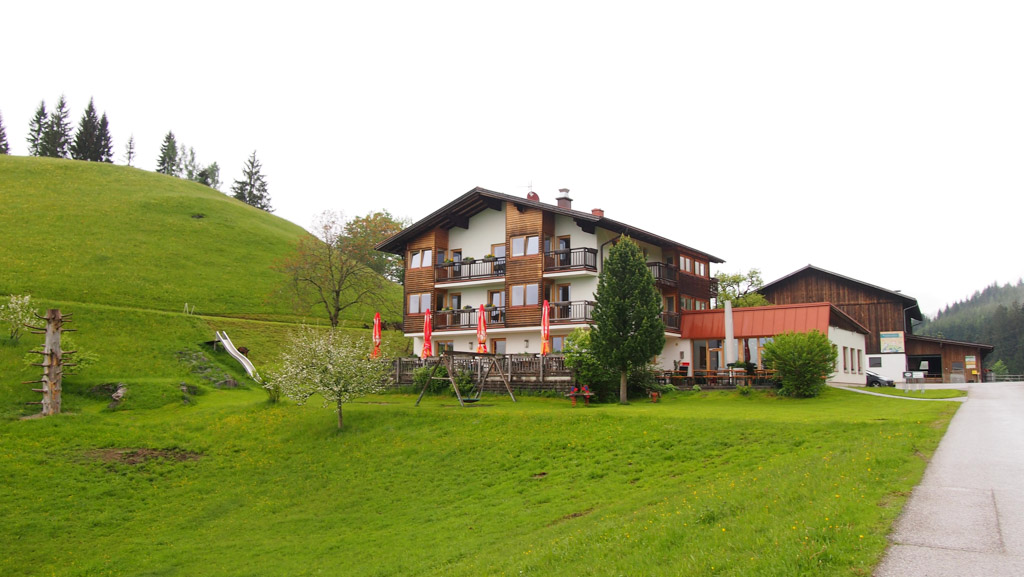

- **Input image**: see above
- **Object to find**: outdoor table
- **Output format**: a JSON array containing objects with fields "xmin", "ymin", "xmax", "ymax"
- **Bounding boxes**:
[{"xmin": 566, "ymin": 392, "xmax": 593, "ymax": 406}]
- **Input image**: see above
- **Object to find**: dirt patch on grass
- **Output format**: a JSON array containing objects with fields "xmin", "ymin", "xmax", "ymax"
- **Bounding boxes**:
[
  {"xmin": 548, "ymin": 508, "xmax": 595, "ymax": 526},
  {"xmin": 878, "ymin": 491, "xmax": 911, "ymax": 508},
  {"xmin": 85, "ymin": 448, "xmax": 204, "ymax": 465}
]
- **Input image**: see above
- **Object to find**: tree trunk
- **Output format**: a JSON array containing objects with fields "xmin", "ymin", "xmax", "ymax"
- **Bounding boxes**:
[
  {"xmin": 619, "ymin": 369, "xmax": 628, "ymax": 404},
  {"xmin": 336, "ymin": 398, "xmax": 344, "ymax": 429}
]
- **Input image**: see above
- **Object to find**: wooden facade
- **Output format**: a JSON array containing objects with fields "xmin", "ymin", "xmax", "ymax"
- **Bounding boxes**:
[
  {"xmin": 760, "ymin": 266, "xmax": 921, "ymax": 354},
  {"xmin": 905, "ymin": 335, "xmax": 993, "ymax": 383}
]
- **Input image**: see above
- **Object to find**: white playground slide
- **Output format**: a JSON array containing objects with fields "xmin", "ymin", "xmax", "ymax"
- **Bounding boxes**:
[{"xmin": 215, "ymin": 331, "xmax": 262, "ymax": 383}]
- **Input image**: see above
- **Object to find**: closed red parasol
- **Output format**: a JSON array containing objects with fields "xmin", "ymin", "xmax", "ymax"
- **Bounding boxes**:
[
  {"xmin": 421, "ymin": 309, "xmax": 433, "ymax": 359},
  {"xmin": 372, "ymin": 312, "xmax": 382, "ymax": 359},
  {"xmin": 540, "ymin": 299, "xmax": 551, "ymax": 355},
  {"xmin": 476, "ymin": 304, "xmax": 488, "ymax": 353}
]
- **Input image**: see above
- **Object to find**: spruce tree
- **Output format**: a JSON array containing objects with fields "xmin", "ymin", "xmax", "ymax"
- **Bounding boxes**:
[
  {"xmin": 98, "ymin": 113, "xmax": 114, "ymax": 162},
  {"xmin": 155, "ymin": 131, "xmax": 178, "ymax": 175},
  {"xmin": 0, "ymin": 111, "xmax": 9, "ymax": 154},
  {"xmin": 231, "ymin": 151, "xmax": 272, "ymax": 211},
  {"xmin": 41, "ymin": 95, "xmax": 72, "ymax": 158},
  {"xmin": 71, "ymin": 98, "xmax": 101, "ymax": 161},
  {"xmin": 590, "ymin": 236, "xmax": 665, "ymax": 403},
  {"xmin": 27, "ymin": 101, "xmax": 47, "ymax": 156}
]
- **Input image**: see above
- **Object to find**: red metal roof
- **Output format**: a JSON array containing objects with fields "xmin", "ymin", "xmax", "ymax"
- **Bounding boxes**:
[{"xmin": 680, "ymin": 302, "xmax": 868, "ymax": 339}]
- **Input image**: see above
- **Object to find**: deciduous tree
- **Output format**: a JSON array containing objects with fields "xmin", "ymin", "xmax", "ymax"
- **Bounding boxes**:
[
  {"xmin": 343, "ymin": 210, "xmax": 409, "ymax": 283},
  {"xmin": 269, "ymin": 328, "xmax": 391, "ymax": 429},
  {"xmin": 276, "ymin": 211, "xmax": 396, "ymax": 328},
  {"xmin": 715, "ymin": 268, "xmax": 769, "ymax": 308},
  {"xmin": 231, "ymin": 151, "xmax": 272, "ymax": 211},
  {"xmin": 590, "ymin": 236, "xmax": 665, "ymax": 403},
  {"xmin": 124, "ymin": 134, "xmax": 136, "ymax": 166},
  {"xmin": 0, "ymin": 294, "xmax": 37, "ymax": 342}
]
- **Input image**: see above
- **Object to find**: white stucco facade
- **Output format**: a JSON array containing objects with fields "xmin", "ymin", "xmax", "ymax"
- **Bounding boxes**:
[{"xmin": 827, "ymin": 326, "xmax": 869, "ymax": 385}]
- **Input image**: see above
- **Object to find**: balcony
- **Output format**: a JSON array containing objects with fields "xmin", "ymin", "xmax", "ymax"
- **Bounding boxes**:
[
  {"xmin": 661, "ymin": 311, "xmax": 681, "ymax": 331},
  {"xmin": 544, "ymin": 248, "xmax": 598, "ymax": 272},
  {"xmin": 434, "ymin": 306, "xmax": 507, "ymax": 330},
  {"xmin": 679, "ymin": 272, "xmax": 718, "ymax": 301},
  {"xmin": 647, "ymin": 262, "xmax": 679, "ymax": 288},
  {"xmin": 549, "ymin": 300, "xmax": 595, "ymax": 324},
  {"xmin": 435, "ymin": 257, "xmax": 506, "ymax": 284}
]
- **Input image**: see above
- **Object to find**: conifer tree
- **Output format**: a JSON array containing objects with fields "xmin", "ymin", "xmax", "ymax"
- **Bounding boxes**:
[
  {"xmin": 41, "ymin": 95, "xmax": 72, "ymax": 158},
  {"xmin": 590, "ymin": 236, "xmax": 665, "ymax": 403},
  {"xmin": 156, "ymin": 131, "xmax": 179, "ymax": 175},
  {"xmin": 124, "ymin": 135, "xmax": 136, "ymax": 166},
  {"xmin": 98, "ymin": 113, "xmax": 113, "ymax": 163},
  {"xmin": 0, "ymin": 111, "xmax": 9, "ymax": 154},
  {"xmin": 27, "ymin": 101, "xmax": 47, "ymax": 156},
  {"xmin": 231, "ymin": 151, "xmax": 272, "ymax": 211},
  {"xmin": 71, "ymin": 98, "xmax": 101, "ymax": 161},
  {"xmin": 195, "ymin": 162, "xmax": 221, "ymax": 189}
]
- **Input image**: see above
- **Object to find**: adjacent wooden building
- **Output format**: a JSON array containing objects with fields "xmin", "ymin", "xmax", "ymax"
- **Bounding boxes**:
[{"xmin": 761, "ymin": 265, "xmax": 993, "ymax": 383}]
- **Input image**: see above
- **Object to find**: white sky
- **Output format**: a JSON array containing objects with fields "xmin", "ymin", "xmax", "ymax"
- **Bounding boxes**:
[{"xmin": 5, "ymin": 1, "xmax": 1023, "ymax": 316}]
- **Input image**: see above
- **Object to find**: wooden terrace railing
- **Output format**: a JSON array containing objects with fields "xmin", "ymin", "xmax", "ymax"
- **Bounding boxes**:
[{"xmin": 434, "ymin": 306, "xmax": 507, "ymax": 330}]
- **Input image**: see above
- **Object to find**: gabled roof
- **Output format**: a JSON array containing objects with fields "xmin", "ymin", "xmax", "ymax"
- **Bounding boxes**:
[
  {"xmin": 761, "ymin": 264, "xmax": 922, "ymax": 320},
  {"xmin": 375, "ymin": 186, "xmax": 725, "ymax": 263},
  {"xmin": 680, "ymin": 302, "xmax": 869, "ymax": 339}
]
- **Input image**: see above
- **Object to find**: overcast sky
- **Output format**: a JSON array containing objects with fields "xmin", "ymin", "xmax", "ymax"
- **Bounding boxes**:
[{"xmin": 5, "ymin": 1, "xmax": 1023, "ymax": 316}]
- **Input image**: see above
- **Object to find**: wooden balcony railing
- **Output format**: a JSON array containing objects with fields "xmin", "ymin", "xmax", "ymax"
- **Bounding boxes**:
[
  {"xmin": 544, "ymin": 248, "xmax": 598, "ymax": 272},
  {"xmin": 647, "ymin": 262, "xmax": 679, "ymax": 288},
  {"xmin": 679, "ymin": 273, "xmax": 718, "ymax": 301},
  {"xmin": 661, "ymin": 311, "xmax": 680, "ymax": 330},
  {"xmin": 434, "ymin": 306, "xmax": 507, "ymax": 330},
  {"xmin": 549, "ymin": 300, "xmax": 595, "ymax": 323},
  {"xmin": 435, "ymin": 258, "xmax": 506, "ymax": 283}
]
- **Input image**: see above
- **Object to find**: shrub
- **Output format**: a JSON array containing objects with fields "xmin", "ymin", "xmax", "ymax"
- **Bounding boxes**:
[
  {"xmin": 761, "ymin": 330, "xmax": 837, "ymax": 398},
  {"xmin": 736, "ymin": 384, "xmax": 753, "ymax": 396},
  {"xmin": 692, "ymin": 384, "xmax": 702, "ymax": 392}
]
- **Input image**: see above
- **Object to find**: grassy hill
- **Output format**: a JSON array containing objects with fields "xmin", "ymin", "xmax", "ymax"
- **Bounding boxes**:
[
  {"xmin": 0, "ymin": 155, "xmax": 309, "ymax": 316},
  {"xmin": 0, "ymin": 156, "xmax": 405, "ymax": 416}
]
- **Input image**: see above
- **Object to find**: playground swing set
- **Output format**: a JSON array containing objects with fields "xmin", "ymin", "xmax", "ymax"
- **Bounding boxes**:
[{"xmin": 415, "ymin": 351, "xmax": 517, "ymax": 408}]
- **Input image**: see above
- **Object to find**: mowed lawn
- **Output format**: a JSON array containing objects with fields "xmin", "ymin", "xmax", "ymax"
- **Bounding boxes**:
[{"xmin": 0, "ymin": 387, "xmax": 956, "ymax": 576}]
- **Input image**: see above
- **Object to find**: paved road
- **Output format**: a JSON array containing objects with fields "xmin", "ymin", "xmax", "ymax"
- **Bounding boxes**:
[{"xmin": 875, "ymin": 382, "xmax": 1024, "ymax": 576}]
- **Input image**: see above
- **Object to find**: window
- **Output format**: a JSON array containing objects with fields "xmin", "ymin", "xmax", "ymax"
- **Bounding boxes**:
[
  {"xmin": 682, "ymin": 257, "xmax": 692, "ymax": 273},
  {"xmin": 857, "ymin": 349, "xmax": 863, "ymax": 373},
  {"xmin": 510, "ymin": 283, "xmax": 539, "ymax": 306},
  {"xmin": 448, "ymin": 293, "xmax": 461, "ymax": 309},
  {"xmin": 664, "ymin": 295, "xmax": 676, "ymax": 313},
  {"xmin": 552, "ymin": 335, "xmax": 566, "ymax": 353},
  {"xmin": 408, "ymin": 292, "xmax": 431, "ymax": 314},
  {"xmin": 408, "ymin": 249, "xmax": 432, "ymax": 269},
  {"xmin": 843, "ymin": 347, "xmax": 849, "ymax": 372},
  {"xmin": 869, "ymin": 357, "xmax": 882, "ymax": 368},
  {"xmin": 511, "ymin": 235, "xmax": 539, "ymax": 257},
  {"xmin": 436, "ymin": 340, "xmax": 454, "ymax": 354},
  {"xmin": 491, "ymin": 338, "xmax": 506, "ymax": 355},
  {"xmin": 682, "ymin": 297, "xmax": 693, "ymax": 310},
  {"xmin": 695, "ymin": 261, "xmax": 706, "ymax": 277},
  {"xmin": 491, "ymin": 244, "xmax": 506, "ymax": 258}
]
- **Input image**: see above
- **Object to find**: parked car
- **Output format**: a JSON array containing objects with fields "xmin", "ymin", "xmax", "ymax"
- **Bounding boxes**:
[{"xmin": 866, "ymin": 370, "xmax": 894, "ymax": 387}]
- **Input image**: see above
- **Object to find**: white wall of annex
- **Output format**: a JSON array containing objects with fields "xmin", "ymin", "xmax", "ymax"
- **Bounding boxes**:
[
  {"xmin": 447, "ymin": 205, "xmax": 506, "ymax": 258},
  {"xmin": 828, "ymin": 326, "xmax": 868, "ymax": 385},
  {"xmin": 867, "ymin": 354, "xmax": 908, "ymax": 384}
]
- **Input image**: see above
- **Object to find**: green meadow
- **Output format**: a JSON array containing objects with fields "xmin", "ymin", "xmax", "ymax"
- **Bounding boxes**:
[
  {"xmin": 0, "ymin": 156, "xmax": 959, "ymax": 576},
  {"xmin": 1, "ymin": 388, "xmax": 956, "ymax": 577}
]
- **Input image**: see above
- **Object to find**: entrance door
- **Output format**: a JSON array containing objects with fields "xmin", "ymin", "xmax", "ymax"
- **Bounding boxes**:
[
  {"xmin": 555, "ymin": 284, "xmax": 571, "ymax": 319},
  {"xmin": 491, "ymin": 338, "xmax": 506, "ymax": 355}
]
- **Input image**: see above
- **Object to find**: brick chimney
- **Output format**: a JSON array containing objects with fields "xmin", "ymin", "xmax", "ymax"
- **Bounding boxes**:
[
  {"xmin": 591, "ymin": 208, "xmax": 604, "ymax": 217},
  {"xmin": 556, "ymin": 188, "xmax": 572, "ymax": 210}
]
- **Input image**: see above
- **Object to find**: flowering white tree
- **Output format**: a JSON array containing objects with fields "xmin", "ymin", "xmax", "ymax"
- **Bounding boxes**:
[
  {"xmin": 1, "ymin": 294, "xmax": 37, "ymax": 342},
  {"xmin": 268, "ymin": 328, "xmax": 391, "ymax": 429}
]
